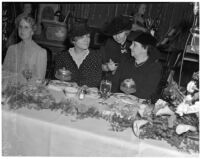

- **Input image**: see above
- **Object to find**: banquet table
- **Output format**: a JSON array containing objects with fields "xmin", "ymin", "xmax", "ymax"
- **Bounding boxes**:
[{"xmin": 2, "ymin": 72, "xmax": 199, "ymax": 157}]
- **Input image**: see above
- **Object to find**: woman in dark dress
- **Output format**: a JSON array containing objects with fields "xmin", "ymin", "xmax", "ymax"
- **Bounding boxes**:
[
  {"xmin": 100, "ymin": 16, "xmax": 132, "ymax": 80},
  {"xmin": 55, "ymin": 24, "xmax": 102, "ymax": 88},
  {"xmin": 112, "ymin": 31, "xmax": 162, "ymax": 99}
]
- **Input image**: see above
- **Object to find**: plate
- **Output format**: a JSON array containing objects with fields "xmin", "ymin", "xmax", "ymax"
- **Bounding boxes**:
[
  {"xmin": 86, "ymin": 87, "xmax": 99, "ymax": 94},
  {"xmin": 113, "ymin": 93, "xmax": 138, "ymax": 104},
  {"xmin": 50, "ymin": 80, "xmax": 78, "ymax": 87},
  {"xmin": 64, "ymin": 86, "xmax": 78, "ymax": 93},
  {"xmin": 85, "ymin": 93, "xmax": 100, "ymax": 99}
]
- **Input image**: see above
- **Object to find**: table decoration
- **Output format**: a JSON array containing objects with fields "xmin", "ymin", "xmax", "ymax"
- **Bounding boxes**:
[
  {"xmin": 2, "ymin": 81, "xmax": 142, "ymax": 132},
  {"xmin": 55, "ymin": 67, "xmax": 72, "ymax": 81},
  {"xmin": 132, "ymin": 71, "xmax": 199, "ymax": 153}
]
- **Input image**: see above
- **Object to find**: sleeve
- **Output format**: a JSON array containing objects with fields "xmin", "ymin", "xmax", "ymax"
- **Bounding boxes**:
[
  {"xmin": 55, "ymin": 51, "xmax": 67, "ymax": 71},
  {"xmin": 135, "ymin": 62, "xmax": 162, "ymax": 99},
  {"xmin": 111, "ymin": 56, "xmax": 128, "ymax": 93},
  {"xmin": 37, "ymin": 49, "xmax": 47, "ymax": 79},
  {"xmin": 99, "ymin": 43, "xmax": 107, "ymax": 64},
  {"xmin": 3, "ymin": 45, "xmax": 17, "ymax": 73}
]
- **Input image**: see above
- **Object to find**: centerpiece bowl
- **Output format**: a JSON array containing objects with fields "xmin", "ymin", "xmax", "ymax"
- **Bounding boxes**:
[{"xmin": 55, "ymin": 68, "xmax": 71, "ymax": 81}]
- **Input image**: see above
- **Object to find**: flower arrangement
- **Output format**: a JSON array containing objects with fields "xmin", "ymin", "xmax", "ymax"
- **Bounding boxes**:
[{"xmin": 132, "ymin": 71, "xmax": 199, "ymax": 153}]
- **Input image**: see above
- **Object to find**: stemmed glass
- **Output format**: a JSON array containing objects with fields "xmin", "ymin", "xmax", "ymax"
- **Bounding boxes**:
[
  {"xmin": 100, "ymin": 80, "xmax": 112, "ymax": 99},
  {"xmin": 22, "ymin": 68, "xmax": 32, "ymax": 82}
]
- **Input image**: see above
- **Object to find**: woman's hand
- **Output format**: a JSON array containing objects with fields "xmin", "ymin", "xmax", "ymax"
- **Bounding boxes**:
[
  {"xmin": 102, "ymin": 59, "xmax": 118, "ymax": 74},
  {"xmin": 107, "ymin": 59, "xmax": 118, "ymax": 72}
]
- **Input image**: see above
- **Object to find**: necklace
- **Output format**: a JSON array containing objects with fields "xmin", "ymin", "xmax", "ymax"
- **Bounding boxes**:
[{"xmin": 135, "ymin": 57, "xmax": 148, "ymax": 68}]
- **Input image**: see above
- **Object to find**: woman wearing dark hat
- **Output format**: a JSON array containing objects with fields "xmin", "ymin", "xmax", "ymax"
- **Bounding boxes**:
[
  {"xmin": 100, "ymin": 15, "xmax": 132, "ymax": 81},
  {"xmin": 111, "ymin": 31, "xmax": 162, "ymax": 99},
  {"xmin": 55, "ymin": 24, "xmax": 102, "ymax": 88}
]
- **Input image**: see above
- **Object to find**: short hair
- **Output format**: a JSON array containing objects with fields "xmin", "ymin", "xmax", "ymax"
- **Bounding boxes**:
[{"xmin": 17, "ymin": 16, "xmax": 37, "ymax": 32}]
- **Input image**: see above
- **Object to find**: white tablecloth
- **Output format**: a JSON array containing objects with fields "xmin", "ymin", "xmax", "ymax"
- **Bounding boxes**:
[
  {"xmin": 2, "ymin": 106, "xmax": 198, "ymax": 157},
  {"xmin": 2, "ymin": 72, "xmax": 199, "ymax": 157}
]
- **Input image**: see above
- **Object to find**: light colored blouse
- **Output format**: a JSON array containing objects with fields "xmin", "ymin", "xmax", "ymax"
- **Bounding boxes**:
[
  {"xmin": 3, "ymin": 40, "xmax": 47, "ymax": 83},
  {"xmin": 69, "ymin": 47, "xmax": 89, "ymax": 68}
]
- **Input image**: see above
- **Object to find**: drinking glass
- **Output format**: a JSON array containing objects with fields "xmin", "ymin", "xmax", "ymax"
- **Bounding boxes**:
[
  {"xmin": 22, "ymin": 68, "xmax": 32, "ymax": 82},
  {"xmin": 100, "ymin": 80, "xmax": 112, "ymax": 99}
]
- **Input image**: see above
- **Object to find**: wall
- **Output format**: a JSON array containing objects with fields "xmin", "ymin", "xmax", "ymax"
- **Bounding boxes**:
[{"xmin": 61, "ymin": 2, "xmax": 194, "ymax": 49}]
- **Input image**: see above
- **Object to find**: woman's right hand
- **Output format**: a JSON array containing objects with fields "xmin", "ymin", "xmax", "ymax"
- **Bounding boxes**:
[{"xmin": 107, "ymin": 59, "xmax": 118, "ymax": 72}]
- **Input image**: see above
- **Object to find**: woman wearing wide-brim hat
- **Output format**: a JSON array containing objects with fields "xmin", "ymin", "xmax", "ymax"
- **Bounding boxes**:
[
  {"xmin": 111, "ymin": 31, "xmax": 162, "ymax": 99},
  {"xmin": 55, "ymin": 24, "xmax": 102, "ymax": 88},
  {"xmin": 100, "ymin": 15, "xmax": 132, "ymax": 80}
]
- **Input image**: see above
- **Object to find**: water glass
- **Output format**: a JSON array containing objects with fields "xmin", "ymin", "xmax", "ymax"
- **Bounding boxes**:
[
  {"xmin": 22, "ymin": 69, "xmax": 32, "ymax": 82},
  {"xmin": 100, "ymin": 80, "xmax": 112, "ymax": 98}
]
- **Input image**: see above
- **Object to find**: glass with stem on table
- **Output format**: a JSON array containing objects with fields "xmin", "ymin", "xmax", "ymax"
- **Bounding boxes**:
[
  {"xmin": 100, "ymin": 80, "xmax": 112, "ymax": 99},
  {"xmin": 22, "ymin": 68, "xmax": 33, "ymax": 82}
]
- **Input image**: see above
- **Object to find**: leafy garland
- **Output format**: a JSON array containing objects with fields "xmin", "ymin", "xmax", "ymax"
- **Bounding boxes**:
[
  {"xmin": 3, "ymin": 82, "xmax": 199, "ymax": 153},
  {"xmin": 2, "ymin": 83, "xmax": 134, "ymax": 132}
]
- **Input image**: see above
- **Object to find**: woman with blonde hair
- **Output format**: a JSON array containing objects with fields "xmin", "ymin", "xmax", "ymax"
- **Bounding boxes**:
[{"xmin": 3, "ymin": 16, "xmax": 47, "ymax": 83}]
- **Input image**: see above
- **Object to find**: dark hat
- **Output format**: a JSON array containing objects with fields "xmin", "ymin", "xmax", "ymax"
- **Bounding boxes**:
[
  {"xmin": 127, "ymin": 31, "xmax": 157, "ymax": 47},
  {"xmin": 69, "ymin": 24, "xmax": 91, "ymax": 39},
  {"xmin": 103, "ymin": 16, "xmax": 132, "ymax": 36}
]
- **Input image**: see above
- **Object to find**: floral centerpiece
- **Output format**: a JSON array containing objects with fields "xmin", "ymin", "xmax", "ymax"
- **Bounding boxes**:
[{"xmin": 132, "ymin": 71, "xmax": 199, "ymax": 153}]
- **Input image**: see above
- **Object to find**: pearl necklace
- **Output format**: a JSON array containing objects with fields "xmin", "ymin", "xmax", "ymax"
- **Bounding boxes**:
[{"xmin": 135, "ymin": 56, "xmax": 149, "ymax": 68}]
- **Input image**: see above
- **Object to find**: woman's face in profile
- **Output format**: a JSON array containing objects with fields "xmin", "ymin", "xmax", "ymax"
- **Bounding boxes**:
[
  {"xmin": 113, "ymin": 31, "xmax": 128, "ymax": 45},
  {"xmin": 138, "ymin": 4, "xmax": 146, "ymax": 15},
  {"xmin": 18, "ymin": 19, "xmax": 33, "ymax": 40},
  {"xmin": 130, "ymin": 41, "xmax": 145, "ymax": 58},
  {"xmin": 74, "ymin": 34, "xmax": 91, "ymax": 50}
]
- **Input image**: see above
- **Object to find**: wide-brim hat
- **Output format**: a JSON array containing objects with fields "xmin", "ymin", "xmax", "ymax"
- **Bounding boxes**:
[
  {"xmin": 69, "ymin": 24, "xmax": 91, "ymax": 39},
  {"xmin": 103, "ymin": 16, "xmax": 132, "ymax": 36},
  {"xmin": 127, "ymin": 31, "xmax": 157, "ymax": 47}
]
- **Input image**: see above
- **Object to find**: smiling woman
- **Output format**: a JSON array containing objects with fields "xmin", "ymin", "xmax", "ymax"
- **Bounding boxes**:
[
  {"xmin": 55, "ymin": 24, "xmax": 102, "ymax": 88},
  {"xmin": 3, "ymin": 16, "xmax": 47, "ymax": 83}
]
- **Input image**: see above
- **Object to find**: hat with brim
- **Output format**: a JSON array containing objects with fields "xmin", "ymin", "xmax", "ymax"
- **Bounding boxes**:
[
  {"xmin": 103, "ymin": 16, "xmax": 132, "ymax": 36},
  {"xmin": 69, "ymin": 24, "xmax": 91, "ymax": 39},
  {"xmin": 127, "ymin": 31, "xmax": 157, "ymax": 47}
]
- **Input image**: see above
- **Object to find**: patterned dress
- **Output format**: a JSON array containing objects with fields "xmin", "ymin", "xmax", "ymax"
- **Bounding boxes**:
[{"xmin": 55, "ymin": 49, "xmax": 102, "ymax": 88}]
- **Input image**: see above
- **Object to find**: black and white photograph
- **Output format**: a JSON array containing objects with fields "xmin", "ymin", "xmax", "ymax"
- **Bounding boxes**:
[{"xmin": 1, "ymin": 0, "xmax": 199, "ymax": 157}]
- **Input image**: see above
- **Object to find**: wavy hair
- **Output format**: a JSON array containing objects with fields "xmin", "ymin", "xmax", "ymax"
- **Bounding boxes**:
[{"xmin": 17, "ymin": 16, "xmax": 37, "ymax": 32}]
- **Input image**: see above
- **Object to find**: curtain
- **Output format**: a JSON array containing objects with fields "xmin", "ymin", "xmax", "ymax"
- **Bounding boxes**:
[{"xmin": 61, "ymin": 2, "xmax": 194, "ymax": 50}]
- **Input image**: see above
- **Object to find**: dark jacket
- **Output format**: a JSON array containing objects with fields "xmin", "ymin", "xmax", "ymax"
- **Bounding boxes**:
[
  {"xmin": 100, "ymin": 38, "xmax": 131, "ymax": 64},
  {"xmin": 112, "ymin": 54, "xmax": 162, "ymax": 99},
  {"xmin": 100, "ymin": 38, "xmax": 131, "ymax": 81}
]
